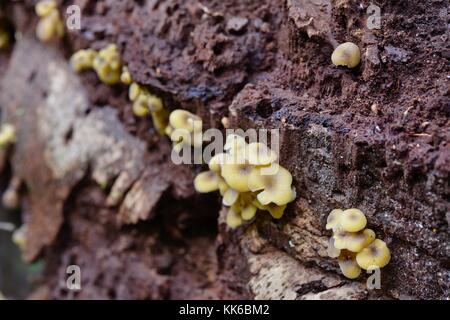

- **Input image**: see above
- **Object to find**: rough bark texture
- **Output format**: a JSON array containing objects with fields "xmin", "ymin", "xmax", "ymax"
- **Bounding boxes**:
[{"xmin": 0, "ymin": 0, "xmax": 448, "ymax": 300}]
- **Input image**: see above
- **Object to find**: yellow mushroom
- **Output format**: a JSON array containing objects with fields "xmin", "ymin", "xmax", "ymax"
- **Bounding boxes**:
[
  {"xmin": 169, "ymin": 109, "xmax": 201, "ymax": 132},
  {"xmin": 226, "ymin": 206, "xmax": 243, "ymax": 229},
  {"xmin": 326, "ymin": 209, "xmax": 343, "ymax": 231},
  {"xmin": 222, "ymin": 188, "xmax": 239, "ymax": 206},
  {"xmin": 93, "ymin": 44, "xmax": 122, "ymax": 85},
  {"xmin": 132, "ymin": 95, "xmax": 151, "ymax": 117},
  {"xmin": 327, "ymin": 237, "xmax": 341, "ymax": 258},
  {"xmin": 36, "ymin": 10, "xmax": 64, "ymax": 42},
  {"xmin": 70, "ymin": 49, "xmax": 97, "ymax": 73},
  {"xmin": 208, "ymin": 153, "xmax": 226, "ymax": 173},
  {"xmin": 340, "ymin": 208, "xmax": 367, "ymax": 232},
  {"xmin": 338, "ymin": 252, "xmax": 361, "ymax": 279},
  {"xmin": 129, "ymin": 82, "xmax": 142, "ymax": 101},
  {"xmin": 0, "ymin": 28, "xmax": 10, "ymax": 49},
  {"xmin": 35, "ymin": 0, "xmax": 57, "ymax": 17},
  {"xmin": 221, "ymin": 162, "xmax": 255, "ymax": 193},
  {"xmin": 356, "ymin": 239, "xmax": 391, "ymax": 270},
  {"xmin": 333, "ymin": 228, "xmax": 376, "ymax": 252},
  {"xmin": 120, "ymin": 66, "xmax": 132, "ymax": 85},
  {"xmin": 194, "ymin": 171, "xmax": 222, "ymax": 193},
  {"xmin": 246, "ymin": 142, "xmax": 277, "ymax": 165},
  {"xmin": 248, "ymin": 163, "xmax": 294, "ymax": 206},
  {"xmin": 0, "ymin": 123, "xmax": 16, "ymax": 147},
  {"xmin": 331, "ymin": 42, "xmax": 361, "ymax": 68},
  {"xmin": 151, "ymin": 109, "xmax": 169, "ymax": 135}
]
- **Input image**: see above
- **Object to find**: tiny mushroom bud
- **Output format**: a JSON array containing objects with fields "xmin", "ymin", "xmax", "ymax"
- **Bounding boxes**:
[
  {"xmin": 35, "ymin": 0, "xmax": 57, "ymax": 17},
  {"xmin": 0, "ymin": 123, "xmax": 16, "ymax": 147},
  {"xmin": 356, "ymin": 239, "xmax": 391, "ymax": 270},
  {"xmin": 169, "ymin": 109, "xmax": 201, "ymax": 132},
  {"xmin": 129, "ymin": 82, "xmax": 142, "ymax": 101},
  {"xmin": 331, "ymin": 42, "xmax": 361, "ymax": 68},
  {"xmin": 327, "ymin": 237, "xmax": 341, "ymax": 258},
  {"xmin": 120, "ymin": 66, "xmax": 133, "ymax": 85},
  {"xmin": 340, "ymin": 208, "xmax": 367, "ymax": 232},
  {"xmin": 194, "ymin": 171, "xmax": 221, "ymax": 193},
  {"xmin": 226, "ymin": 206, "xmax": 243, "ymax": 229},
  {"xmin": 338, "ymin": 252, "xmax": 361, "ymax": 279},
  {"xmin": 132, "ymin": 95, "xmax": 151, "ymax": 117},
  {"xmin": 222, "ymin": 188, "xmax": 239, "ymax": 206},
  {"xmin": 326, "ymin": 209, "xmax": 343, "ymax": 231}
]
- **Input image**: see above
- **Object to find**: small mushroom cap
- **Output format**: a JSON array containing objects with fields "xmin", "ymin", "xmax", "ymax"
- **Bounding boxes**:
[
  {"xmin": 147, "ymin": 95, "xmax": 164, "ymax": 112},
  {"xmin": 129, "ymin": 83, "xmax": 142, "ymax": 101},
  {"xmin": 222, "ymin": 188, "xmax": 239, "ymax": 206},
  {"xmin": 35, "ymin": 0, "xmax": 57, "ymax": 17},
  {"xmin": 132, "ymin": 97, "xmax": 151, "ymax": 117},
  {"xmin": 150, "ymin": 109, "xmax": 169, "ymax": 135},
  {"xmin": 246, "ymin": 142, "xmax": 278, "ymax": 165},
  {"xmin": 240, "ymin": 203, "xmax": 257, "ymax": 221},
  {"xmin": 248, "ymin": 163, "xmax": 294, "ymax": 206},
  {"xmin": 340, "ymin": 208, "xmax": 367, "ymax": 232},
  {"xmin": 221, "ymin": 162, "xmax": 254, "ymax": 192},
  {"xmin": 356, "ymin": 239, "xmax": 391, "ymax": 270},
  {"xmin": 36, "ymin": 15, "xmax": 57, "ymax": 42},
  {"xmin": 0, "ymin": 124, "xmax": 16, "ymax": 146},
  {"xmin": 226, "ymin": 206, "xmax": 243, "ymax": 229},
  {"xmin": 120, "ymin": 67, "xmax": 132, "ymax": 85},
  {"xmin": 326, "ymin": 209, "xmax": 343, "ymax": 231},
  {"xmin": 169, "ymin": 109, "xmax": 201, "ymax": 132},
  {"xmin": 331, "ymin": 42, "xmax": 361, "ymax": 68},
  {"xmin": 333, "ymin": 228, "xmax": 376, "ymax": 252},
  {"xmin": 2, "ymin": 188, "xmax": 19, "ymax": 210},
  {"xmin": 194, "ymin": 171, "xmax": 221, "ymax": 193},
  {"xmin": 338, "ymin": 254, "xmax": 361, "ymax": 279},
  {"xmin": 327, "ymin": 237, "xmax": 341, "ymax": 258}
]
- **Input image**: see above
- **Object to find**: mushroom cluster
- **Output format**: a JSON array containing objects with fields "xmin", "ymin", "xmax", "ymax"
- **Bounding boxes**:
[
  {"xmin": 194, "ymin": 134, "xmax": 296, "ymax": 228},
  {"xmin": 166, "ymin": 109, "xmax": 203, "ymax": 152},
  {"xmin": 35, "ymin": 0, "xmax": 64, "ymax": 42},
  {"xmin": 128, "ymin": 82, "xmax": 168, "ymax": 134},
  {"xmin": 326, "ymin": 208, "xmax": 391, "ymax": 279},
  {"xmin": 70, "ymin": 47, "xmax": 169, "ymax": 135}
]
